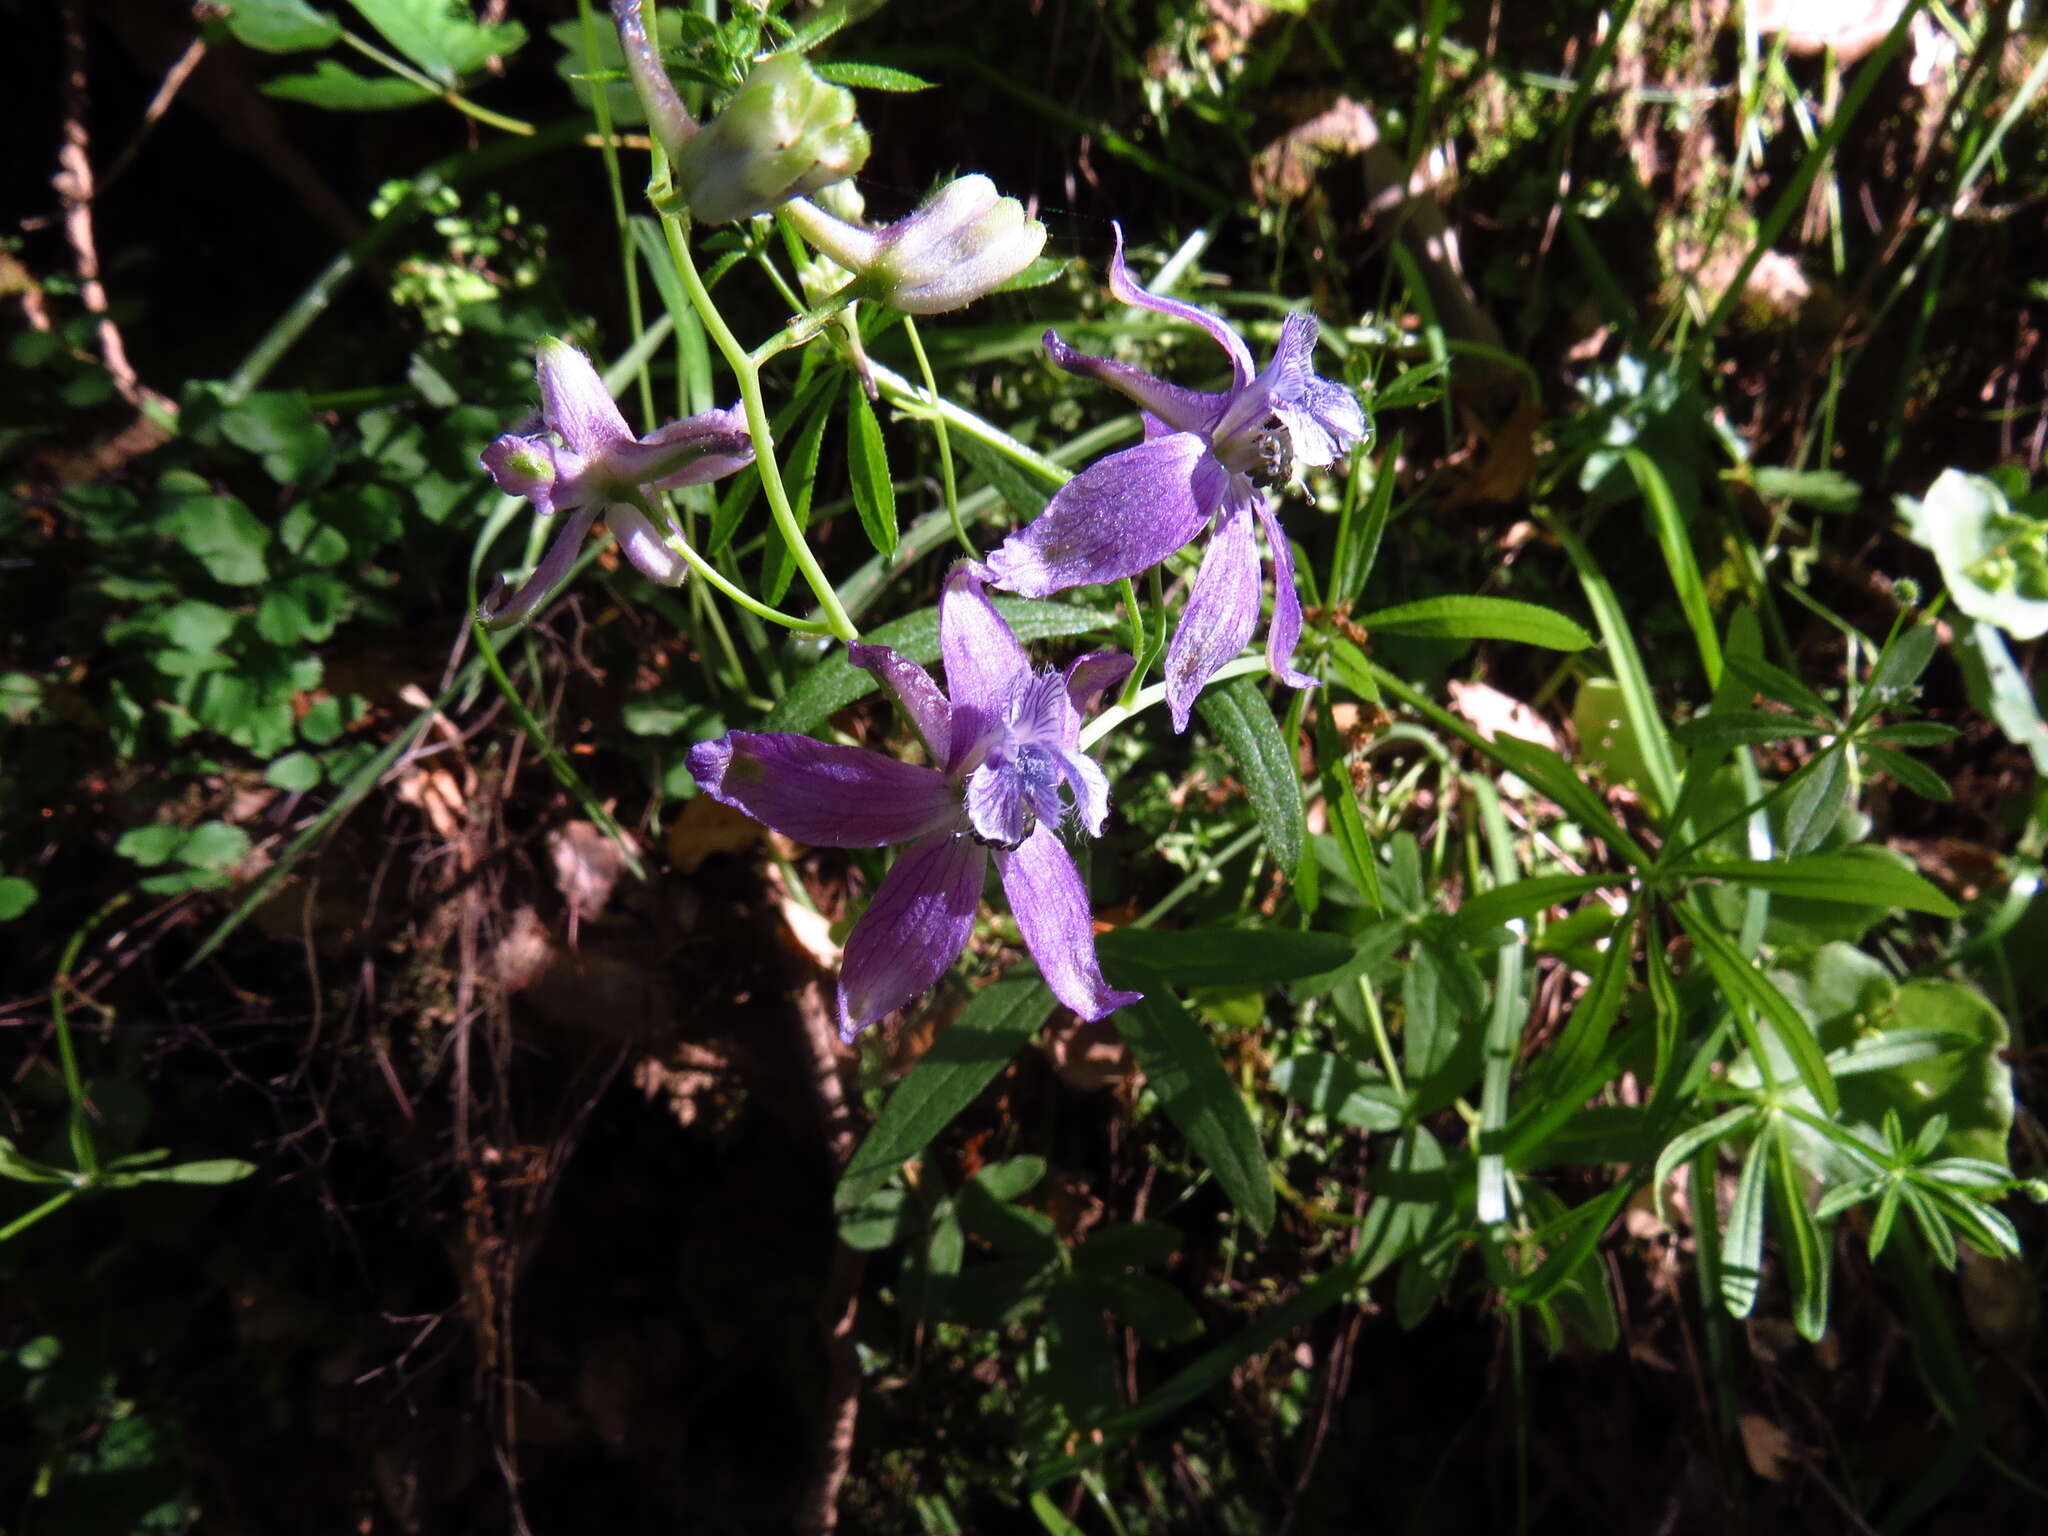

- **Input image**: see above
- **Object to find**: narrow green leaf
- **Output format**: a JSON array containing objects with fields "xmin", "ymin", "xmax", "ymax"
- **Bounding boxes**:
[
  {"xmin": 1674, "ymin": 851, "xmax": 1960, "ymax": 918},
  {"xmin": 1356, "ymin": 595, "xmax": 1592, "ymax": 652},
  {"xmin": 1554, "ymin": 524, "xmax": 1681, "ymax": 812},
  {"xmin": 224, "ymin": 0, "xmax": 342, "ymax": 56},
  {"xmin": 1652, "ymin": 1106, "xmax": 1757, "ymax": 1223},
  {"xmin": 1721, "ymin": 1129, "xmax": 1770, "ymax": 1318},
  {"xmin": 845, "ymin": 377, "xmax": 898, "ymax": 558},
  {"xmin": 1750, "ymin": 466, "xmax": 1861, "ymax": 513},
  {"xmin": 814, "ymin": 60, "xmax": 936, "ymax": 91},
  {"xmin": 1769, "ymin": 1126, "xmax": 1830, "ymax": 1341},
  {"xmin": 1780, "ymin": 745, "xmax": 1851, "ymax": 856},
  {"xmin": 1723, "ymin": 651, "xmax": 1833, "ymax": 719},
  {"xmin": 1195, "ymin": 676, "xmax": 1305, "ymax": 881},
  {"xmin": 1536, "ymin": 900, "xmax": 1635, "ymax": 1101},
  {"xmin": 1329, "ymin": 433, "xmax": 1398, "ymax": 609},
  {"xmin": 836, "ymin": 979, "xmax": 1054, "ymax": 1211},
  {"xmin": 1485, "ymin": 735, "xmax": 1647, "ymax": 867},
  {"xmin": 1860, "ymin": 744, "xmax": 1953, "ymax": 803},
  {"xmin": 1674, "ymin": 905, "xmax": 1839, "ymax": 1114},
  {"xmin": 126, "ymin": 1158, "xmax": 257, "ymax": 1186},
  {"xmin": 1671, "ymin": 709, "xmax": 1823, "ymax": 750},
  {"xmin": 761, "ymin": 386, "xmax": 834, "ymax": 603},
  {"xmin": 1095, "ymin": 927, "xmax": 1350, "ymax": 989},
  {"xmin": 1108, "ymin": 963, "xmax": 1274, "ymax": 1235},
  {"xmin": 1313, "ymin": 706, "xmax": 1383, "ymax": 910},
  {"xmin": 1452, "ymin": 873, "xmax": 1614, "ymax": 940},
  {"xmin": 1625, "ymin": 448, "xmax": 1722, "ymax": 685}
]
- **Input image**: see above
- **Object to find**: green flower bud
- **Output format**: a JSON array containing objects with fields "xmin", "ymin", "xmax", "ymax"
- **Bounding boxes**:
[{"xmin": 674, "ymin": 53, "xmax": 869, "ymax": 225}]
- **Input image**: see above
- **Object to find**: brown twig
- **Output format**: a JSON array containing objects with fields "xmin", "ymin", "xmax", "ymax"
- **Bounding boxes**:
[
  {"xmin": 794, "ymin": 975, "xmax": 867, "ymax": 1536},
  {"xmin": 99, "ymin": 32, "xmax": 207, "ymax": 194},
  {"xmin": 56, "ymin": 0, "xmax": 162, "ymax": 415}
]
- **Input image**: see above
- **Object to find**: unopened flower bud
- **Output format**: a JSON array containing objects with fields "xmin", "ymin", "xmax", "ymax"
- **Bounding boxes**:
[
  {"xmin": 673, "ymin": 53, "xmax": 869, "ymax": 225},
  {"xmin": 784, "ymin": 174, "xmax": 1048, "ymax": 314}
]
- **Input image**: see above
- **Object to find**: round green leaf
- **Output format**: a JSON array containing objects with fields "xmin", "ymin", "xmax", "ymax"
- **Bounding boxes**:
[{"xmin": 0, "ymin": 876, "xmax": 37, "ymax": 921}]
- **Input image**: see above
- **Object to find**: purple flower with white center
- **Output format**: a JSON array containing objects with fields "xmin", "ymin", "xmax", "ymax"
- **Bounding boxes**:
[
  {"xmin": 688, "ymin": 564, "xmax": 1140, "ymax": 1040},
  {"xmin": 984, "ymin": 226, "xmax": 1370, "ymax": 732},
  {"xmin": 478, "ymin": 337, "xmax": 755, "ymax": 626}
]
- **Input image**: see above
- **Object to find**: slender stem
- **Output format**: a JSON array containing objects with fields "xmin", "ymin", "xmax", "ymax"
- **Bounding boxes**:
[
  {"xmin": 1131, "ymin": 825, "xmax": 1263, "ymax": 929},
  {"xmin": 338, "ymin": 30, "xmax": 534, "ymax": 136},
  {"xmin": 1080, "ymin": 653, "xmax": 1266, "ymax": 751},
  {"xmin": 662, "ymin": 214, "xmax": 858, "ymax": 642},
  {"xmin": 901, "ymin": 316, "xmax": 972, "ymax": 558},
  {"xmin": 623, "ymin": 493, "xmax": 832, "ymax": 632},
  {"xmin": 0, "ymin": 1190, "xmax": 77, "ymax": 1245},
  {"xmin": 1360, "ymin": 974, "xmax": 1406, "ymax": 1100},
  {"xmin": 865, "ymin": 357, "xmax": 1071, "ymax": 488},
  {"xmin": 578, "ymin": 0, "xmax": 654, "ymax": 426},
  {"xmin": 51, "ymin": 889, "xmax": 131, "ymax": 1176}
]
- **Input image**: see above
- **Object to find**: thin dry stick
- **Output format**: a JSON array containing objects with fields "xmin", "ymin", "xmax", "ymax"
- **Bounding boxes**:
[
  {"xmin": 100, "ymin": 34, "xmax": 208, "ymax": 193},
  {"xmin": 56, "ymin": 0, "xmax": 164, "ymax": 415},
  {"xmin": 794, "ymin": 976, "xmax": 866, "ymax": 1536}
]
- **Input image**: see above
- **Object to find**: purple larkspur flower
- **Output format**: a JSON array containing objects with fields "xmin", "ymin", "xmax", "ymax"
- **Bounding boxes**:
[
  {"xmin": 688, "ymin": 565, "xmax": 1140, "ymax": 1040},
  {"xmin": 478, "ymin": 337, "xmax": 755, "ymax": 626},
  {"xmin": 984, "ymin": 226, "xmax": 1369, "ymax": 731}
]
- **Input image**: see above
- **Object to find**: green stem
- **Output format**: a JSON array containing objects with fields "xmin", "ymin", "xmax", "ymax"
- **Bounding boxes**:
[
  {"xmin": 623, "ymin": 493, "xmax": 832, "ymax": 633},
  {"xmin": 52, "ymin": 890, "xmax": 132, "ymax": 1176},
  {"xmin": 1361, "ymin": 975, "xmax": 1406, "ymax": 1100},
  {"xmin": 338, "ymin": 30, "xmax": 535, "ymax": 137},
  {"xmin": 865, "ymin": 357, "xmax": 1070, "ymax": 488},
  {"xmin": 900, "ymin": 316, "xmax": 973, "ymax": 558},
  {"xmin": 577, "ymin": 0, "xmax": 654, "ymax": 426},
  {"xmin": 662, "ymin": 214, "xmax": 858, "ymax": 643},
  {"xmin": 1079, "ymin": 654, "xmax": 1268, "ymax": 751},
  {"xmin": 0, "ymin": 1190, "xmax": 77, "ymax": 1245}
]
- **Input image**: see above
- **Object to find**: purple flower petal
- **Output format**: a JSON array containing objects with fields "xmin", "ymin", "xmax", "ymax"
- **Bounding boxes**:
[
  {"xmin": 688, "ymin": 732, "xmax": 959, "ymax": 847},
  {"xmin": 606, "ymin": 502, "xmax": 686, "ymax": 585},
  {"xmin": 607, "ymin": 406, "xmax": 755, "ymax": 491},
  {"xmin": 837, "ymin": 828, "xmax": 987, "ymax": 1040},
  {"xmin": 1043, "ymin": 329, "xmax": 1229, "ymax": 438},
  {"xmin": 938, "ymin": 564, "xmax": 1029, "ymax": 772},
  {"xmin": 1104, "ymin": 223, "xmax": 1254, "ymax": 390},
  {"xmin": 984, "ymin": 433, "xmax": 1227, "ymax": 599},
  {"xmin": 535, "ymin": 338, "xmax": 632, "ymax": 459},
  {"xmin": 1274, "ymin": 374, "xmax": 1369, "ymax": 470},
  {"xmin": 993, "ymin": 824, "xmax": 1140, "ymax": 1021},
  {"xmin": 481, "ymin": 432, "xmax": 566, "ymax": 516},
  {"xmin": 1164, "ymin": 495, "xmax": 1261, "ymax": 733},
  {"xmin": 478, "ymin": 503, "xmax": 601, "ymax": 628},
  {"xmin": 1252, "ymin": 497, "xmax": 1316, "ymax": 691},
  {"xmin": 965, "ymin": 743, "xmax": 1063, "ymax": 849},
  {"xmin": 1061, "ymin": 652, "xmax": 1134, "ymax": 736},
  {"xmin": 848, "ymin": 643, "xmax": 951, "ymax": 766},
  {"xmin": 1056, "ymin": 748, "xmax": 1112, "ymax": 836}
]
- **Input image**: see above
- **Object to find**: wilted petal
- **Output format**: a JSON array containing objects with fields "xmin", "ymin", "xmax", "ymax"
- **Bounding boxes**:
[
  {"xmin": 849, "ymin": 643, "xmax": 951, "ymax": 765},
  {"xmin": 535, "ymin": 338, "xmax": 632, "ymax": 459},
  {"xmin": 1164, "ymin": 496, "xmax": 1261, "ymax": 733},
  {"xmin": 837, "ymin": 829, "xmax": 987, "ymax": 1040},
  {"xmin": 478, "ymin": 503, "xmax": 600, "ymax": 629},
  {"xmin": 938, "ymin": 564, "xmax": 1029, "ymax": 771},
  {"xmin": 1043, "ymin": 330, "xmax": 1229, "ymax": 438},
  {"xmin": 1104, "ymin": 223, "xmax": 1255, "ymax": 389},
  {"xmin": 984, "ymin": 434, "xmax": 1227, "ymax": 599},
  {"xmin": 1253, "ymin": 498, "xmax": 1316, "ymax": 691},
  {"xmin": 607, "ymin": 502, "xmax": 685, "ymax": 585},
  {"xmin": 688, "ymin": 732, "xmax": 958, "ymax": 847},
  {"xmin": 994, "ymin": 825, "xmax": 1140, "ymax": 1021}
]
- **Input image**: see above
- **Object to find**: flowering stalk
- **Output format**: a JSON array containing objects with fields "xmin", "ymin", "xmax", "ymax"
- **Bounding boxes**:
[{"xmin": 661, "ymin": 212, "xmax": 860, "ymax": 644}]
